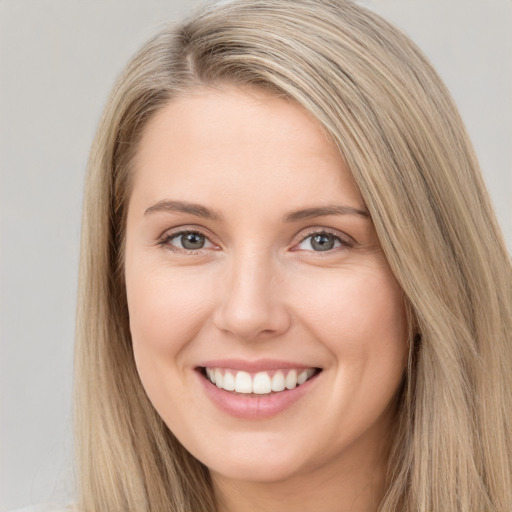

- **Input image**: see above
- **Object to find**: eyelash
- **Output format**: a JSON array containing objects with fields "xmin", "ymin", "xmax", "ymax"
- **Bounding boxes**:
[
  {"xmin": 158, "ymin": 228, "xmax": 354, "ymax": 254},
  {"xmin": 158, "ymin": 229, "xmax": 217, "ymax": 253},
  {"xmin": 294, "ymin": 229, "xmax": 354, "ymax": 253}
]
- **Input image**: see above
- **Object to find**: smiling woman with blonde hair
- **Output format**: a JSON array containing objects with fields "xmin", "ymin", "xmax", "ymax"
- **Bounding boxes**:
[{"xmin": 73, "ymin": 1, "xmax": 512, "ymax": 511}]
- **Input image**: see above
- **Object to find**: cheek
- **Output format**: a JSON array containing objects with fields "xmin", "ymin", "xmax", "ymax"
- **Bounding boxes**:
[
  {"xmin": 299, "ymin": 263, "xmax": 405, "ymax": 329},
  {"xmin": 293, "ymin": 263, "xmax": 408, "ymax": 376},
  {"xmin": 291, "ymin": 265, "xmax": 408, "ymax": 447},
  {"xmin": 125, "ymin": 261, "xmax": 215, "ymax": 379}
]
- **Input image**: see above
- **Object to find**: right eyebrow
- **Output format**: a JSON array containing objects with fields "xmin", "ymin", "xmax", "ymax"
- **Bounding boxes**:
[
  {"xmin": 283, "ymin": 204, "xmax": 370, "ymax": 222},
  {"xmin": 144, "ymin": 200, "xmax": 223, "ymax": 221}
]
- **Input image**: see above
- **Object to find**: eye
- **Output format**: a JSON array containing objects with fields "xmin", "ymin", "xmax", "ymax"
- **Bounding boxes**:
[
  {"xmin": 296, "ymin": 232, "xmax": 350, "ymax": 252},
  {"xmin": 161, "ymin": 230, "xmax": 216, "ymax": 251}
]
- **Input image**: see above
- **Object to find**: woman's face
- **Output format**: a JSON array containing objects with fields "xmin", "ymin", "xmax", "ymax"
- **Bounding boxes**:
[{"xmin": 125, "ymin": 86, "xmax": 408, "ymax": 485}]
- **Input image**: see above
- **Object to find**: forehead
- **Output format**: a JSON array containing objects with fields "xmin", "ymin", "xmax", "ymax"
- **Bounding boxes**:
[{"xmin": 130, "ymin": 85, "xmax": 363, "ymax": 214}]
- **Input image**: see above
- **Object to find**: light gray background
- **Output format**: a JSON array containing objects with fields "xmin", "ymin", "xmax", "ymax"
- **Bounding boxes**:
[{"xmin": 1, "ymin": 1, "xmax": 510, "ymax": 510}]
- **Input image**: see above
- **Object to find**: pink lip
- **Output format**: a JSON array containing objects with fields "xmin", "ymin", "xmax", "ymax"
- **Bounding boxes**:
[
  {"xmin": 195, "ymin": 365, "xmax": 321, "ymax": 420},
  {"xmin": 198, "ymin": 358, "xmax": 315, "ymax": 372}
]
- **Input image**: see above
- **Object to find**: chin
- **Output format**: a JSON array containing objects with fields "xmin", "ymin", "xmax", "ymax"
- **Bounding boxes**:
[
  {"xmin": 189, "ymin": 432, "xmax": 310, "ymax": 484},
  {"xmin": 209, "ymin": 457, "xmax": 303, "ymax": 484}
]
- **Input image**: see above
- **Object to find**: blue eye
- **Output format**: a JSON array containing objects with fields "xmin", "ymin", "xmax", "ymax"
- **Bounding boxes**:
[
  {"xmin": 163, "ymin": 231, "xmax": 215, "ymax": 251},
  {"xmin": 297, "ymin": 232, "xmax": 345, "ymax": 252}
]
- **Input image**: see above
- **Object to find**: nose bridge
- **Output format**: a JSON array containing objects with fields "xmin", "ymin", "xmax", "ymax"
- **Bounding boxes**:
[{"xmin": 213, "ymin": 246, "xmax": 290, "ymax": 340}]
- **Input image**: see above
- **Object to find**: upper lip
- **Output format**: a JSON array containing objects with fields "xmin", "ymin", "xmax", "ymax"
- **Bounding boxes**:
[{"xmin": 197, "ymin": 358, "xmax": 320, "ymax": 372}]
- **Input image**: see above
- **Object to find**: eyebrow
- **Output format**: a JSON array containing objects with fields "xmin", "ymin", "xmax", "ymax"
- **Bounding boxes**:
[
  {"xmin": 144, "ymin": 200, "xmax": 223, "ymax": 220},
  {"xmin": 144, "ymin": 199, "xmax": 370, "ymax": 222},
  {"xmin": 283, "ymin": 205, "xmax": 370, "ymax": 222}
]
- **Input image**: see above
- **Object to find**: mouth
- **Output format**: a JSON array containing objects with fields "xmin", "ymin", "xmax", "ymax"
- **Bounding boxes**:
[{"xmin": 197, "ymin": 366, "xmax": 322, "ymax": 396}]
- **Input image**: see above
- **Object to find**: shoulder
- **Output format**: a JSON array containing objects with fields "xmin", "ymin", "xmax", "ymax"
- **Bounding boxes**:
[{"xmin": 9, "ymin": 504, "xmax": 75, "ymax": 512}]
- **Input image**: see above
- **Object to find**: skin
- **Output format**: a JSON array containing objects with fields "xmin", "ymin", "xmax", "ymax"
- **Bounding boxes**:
[{"xmin": 125, "ymin": 85, "xmax": 409, "ymax": 512}]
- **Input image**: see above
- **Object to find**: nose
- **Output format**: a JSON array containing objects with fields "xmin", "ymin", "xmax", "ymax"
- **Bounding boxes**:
[{"xmin": 213, "ymin": 253, "xmax": 291, "ymax": 341}]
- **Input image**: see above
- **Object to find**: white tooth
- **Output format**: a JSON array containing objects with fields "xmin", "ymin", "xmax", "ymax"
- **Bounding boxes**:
[
  {"xmin": 234, "ymin": 371, "xmax": 252, "ymax": 393},
  {"xmin": 253, "ymin": 372, "xmax": 272, "ymax": 394},
  {"xmin": 222, "ymin": 371, "xmax": 235, "ymax": 391},
  {"xmin": 297, "ymin": 370, "xmax": 308, "ymax": 385},
  {"xmin": 214, "ymin": 369, "xmax": 223, "ymax": 388},
  {"xmin": 306, "ymin": 368, "xmax": 315, "ymax": 379},
  {"xmin": 285, "ymin": 369, "xmax": 297, "ymax": 389},
  {"xmin": 206, "ymin": 368, "xmax": 215, "ymax": 383},
  {"xmin": 271, "ymin": 371, "xmax": 286, "ymax": 392}
]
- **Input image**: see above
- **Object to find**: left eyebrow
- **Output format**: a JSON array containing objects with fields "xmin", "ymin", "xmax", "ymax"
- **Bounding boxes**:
[
  {"xmin": 144, "ymin": 199, "xmax": 223, "ymax": 220},
  {"xmin": 283, "ymin": 205, "xmax": 370, "ymax": 222}
]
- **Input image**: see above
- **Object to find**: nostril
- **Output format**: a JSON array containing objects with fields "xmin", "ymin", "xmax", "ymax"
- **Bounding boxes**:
[{"xmin": 212, "ymin": 280, "xmax": 292, "ymax": 341}]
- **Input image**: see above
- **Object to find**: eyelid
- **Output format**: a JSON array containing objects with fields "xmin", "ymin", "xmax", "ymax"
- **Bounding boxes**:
[
  {"xmin": 292, "ymin": 227, "xmax": 355, "ymax": 252},
  {"xmin": 158, "ymin": 226, "xmax": 220, "ymax": 252},
  {"xmin": 156, "ymin": 225, "xmax": 355, "ymax": 253}
]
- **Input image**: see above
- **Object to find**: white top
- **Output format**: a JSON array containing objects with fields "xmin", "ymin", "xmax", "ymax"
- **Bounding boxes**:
[{"xmin": 9, "ymin": 505, "xmax": 72, "ymax": 512}]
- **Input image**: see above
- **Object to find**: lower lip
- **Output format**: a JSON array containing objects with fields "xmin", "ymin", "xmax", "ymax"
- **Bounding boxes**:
[{"xmin": 196, "ymin": 369, "xmax": 321, "ymax": 420}]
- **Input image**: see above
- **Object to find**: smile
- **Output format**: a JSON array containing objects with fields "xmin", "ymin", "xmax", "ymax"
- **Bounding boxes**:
[
  {"xmin": 196, "ymin": 360, "xmax": 323, "ymax": 419},
  {"xmin": 202, "ymin": 367, "xmax": 319, "ymax": 395}
]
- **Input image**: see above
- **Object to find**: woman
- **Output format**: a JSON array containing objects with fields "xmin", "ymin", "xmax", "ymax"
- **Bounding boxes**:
[{"xmin": 74, "ymin": 0, "xmax": 512, "ymax": 511}]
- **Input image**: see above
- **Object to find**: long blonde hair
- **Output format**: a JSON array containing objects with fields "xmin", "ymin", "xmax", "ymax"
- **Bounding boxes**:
[{"xmin": 75, "ymin": 1, "xmax": 512, "ymax": 510}]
